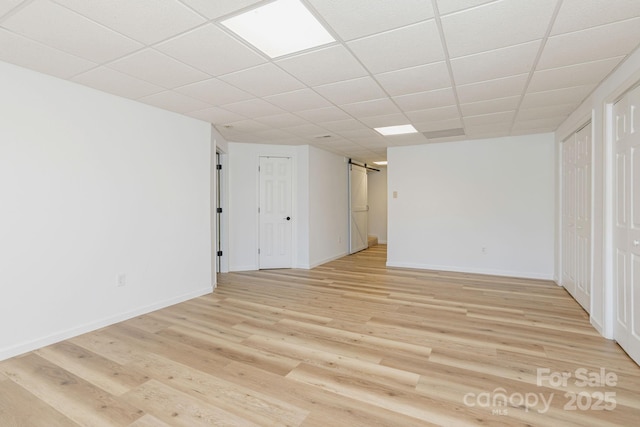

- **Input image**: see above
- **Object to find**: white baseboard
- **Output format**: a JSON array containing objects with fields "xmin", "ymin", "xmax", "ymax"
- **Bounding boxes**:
[
  {"xmin": 0, "ymin": 286, "xmax": 212, "ymax": 362},
  {"xmin": 385, "ymin": 261, "xmax": 554, "ymax": 281},
  {"xmin": 308, "ymin": 252, "xmax": 348, "ymax": 269}
]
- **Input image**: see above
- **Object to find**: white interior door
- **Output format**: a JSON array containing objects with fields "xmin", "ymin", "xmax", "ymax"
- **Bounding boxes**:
[
  {"xmin": 349, "ymin": 164, "xmax": 368, "ymax": 254},
  {"xmin": 562, "ymin": 135, "xmax": 577, "ymax": 296},
  {"xmin": 562, "ymin": 123, "xmax": 592, "ymax": 312},
  {"xmin": 613, "ymin": 86, "xmax": 640, "ymax": 365},
  {"xmin": 259, "ymin": 156, "xmax": 292, "ymax": 269}
]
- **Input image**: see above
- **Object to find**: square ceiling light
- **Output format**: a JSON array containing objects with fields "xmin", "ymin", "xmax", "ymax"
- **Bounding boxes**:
[
  {"xmin": 374, "ymin": 124, "xmax": 418, "ymax": 136},
  {"xmin": 221, "ymin": 0, "xmax": 335, "ymax": 58}
]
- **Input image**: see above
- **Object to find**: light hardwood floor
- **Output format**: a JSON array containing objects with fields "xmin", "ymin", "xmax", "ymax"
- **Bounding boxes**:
[{"xmin": 1, "ymin": 245, "xmax": 639, "ymax": 426}]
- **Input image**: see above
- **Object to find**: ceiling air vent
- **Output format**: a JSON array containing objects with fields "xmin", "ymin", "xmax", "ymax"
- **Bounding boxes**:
[{"xmin": 422, "ymin": 128, "xmax": 465, "ymax": 139}]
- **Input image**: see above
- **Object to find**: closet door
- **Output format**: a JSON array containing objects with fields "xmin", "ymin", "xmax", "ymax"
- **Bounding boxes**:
[
  {"xmin": 562, "ymin": 123, "xmax": 591, "ymax": 312},
  {"xmin": 613, "ymin": 86, "xmax": 640, "ymax": 365}
]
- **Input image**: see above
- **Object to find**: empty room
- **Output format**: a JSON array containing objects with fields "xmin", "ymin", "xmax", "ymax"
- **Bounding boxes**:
[{"xmin": 1, "ymin": 0, "xmax": 640, "ymax": 425}]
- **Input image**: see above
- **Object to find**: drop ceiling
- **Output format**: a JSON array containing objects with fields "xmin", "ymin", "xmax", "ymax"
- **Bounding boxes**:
[{"xmin": 1, "ymin": 0, "xmax": 639, "ymax": 163}]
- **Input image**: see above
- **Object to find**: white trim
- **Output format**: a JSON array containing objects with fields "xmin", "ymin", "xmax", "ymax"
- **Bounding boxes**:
[
  {"xmin": 0, "ymin": 286, "xmax": 212, "ymax": 362},
  {"xmin": 385, "ymin": 262, "xmax": 554, "ymax": 281}
]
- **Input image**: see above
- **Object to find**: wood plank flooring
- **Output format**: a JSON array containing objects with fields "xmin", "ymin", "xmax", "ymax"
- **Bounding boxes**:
[{"xmin": 1, "ymin": 245, "xmax": 639, "ymax": 426}]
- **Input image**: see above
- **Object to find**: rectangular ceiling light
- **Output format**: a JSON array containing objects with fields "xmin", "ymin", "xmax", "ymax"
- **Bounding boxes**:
[
  {"xmin": 374, "ymin": 124, "xmax": 418, "ymax": 136},
  {"xmin": 373, "ymin": 161, "xmax": 388, "ymax": 165},
  {"xmin": 221, "ymin": 0, "xmax": 335, "ymax": 58}
]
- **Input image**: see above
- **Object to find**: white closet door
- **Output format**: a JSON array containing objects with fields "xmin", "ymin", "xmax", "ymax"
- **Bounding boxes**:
[
  {"xmin": 613, "ymin": 86, "xmax": 640, "ymax": 365},
  {"xmin": 562, "ymin": 123, "xmax": 592, "ymax": 312}
]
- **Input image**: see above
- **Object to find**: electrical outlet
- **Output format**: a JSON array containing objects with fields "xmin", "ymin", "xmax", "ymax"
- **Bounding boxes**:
[{"xmin": 117, "ymin": 273, "xmax": 126, "ymax": 287}]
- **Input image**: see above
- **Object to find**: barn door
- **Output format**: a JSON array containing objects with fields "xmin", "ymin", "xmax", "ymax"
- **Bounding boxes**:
[{"xmin": 349, "ymin": 164, "xmax": 368, "ymax": 254}]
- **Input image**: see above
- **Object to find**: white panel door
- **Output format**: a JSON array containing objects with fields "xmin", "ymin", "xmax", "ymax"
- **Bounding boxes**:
[
  {"xmin": 349, "ymin": 164, "xmax": 368, "ymax": 254},
  {"xmin": 613, "ymin": 85, "xmax": 640, "ymax": 365},
  {"xmin": 562, "ymin": 123, "xmax": 592, "ymax": 312},
  {"xmin": 259, "ymin": 156, "xmax": 292, "ymax": 269},
  {"xmin": 574, "ymin": 123, "xmax": 592, "ymax": 311},
  {"xmin": 562, "ymin": 135, "xmax": 577, "ymax": 296}
]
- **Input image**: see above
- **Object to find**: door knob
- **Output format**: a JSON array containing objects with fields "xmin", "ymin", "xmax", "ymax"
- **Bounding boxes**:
[{"xmin": 285, "ymin": 216, "xmax": 291, "ymax": 221}]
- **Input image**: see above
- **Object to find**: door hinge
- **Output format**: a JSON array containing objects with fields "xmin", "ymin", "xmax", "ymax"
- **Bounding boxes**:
[
  {"xmin": 258, "ymin": 207, "xmax": 260, "ymax": 213},
  {"xmin": 217, "ymin": 207, "xmax": 222, "ymax": 213},
  {"xmin": 217, "ymin": 250, "xmax": 223, "ymax": 257},
  {"xmin": 216, "ymin": 164, "xmax": 222, "ymax": 170},
  {"xmin": 258, "ymin": 248, "xmax": 261, "ymax": 254}
]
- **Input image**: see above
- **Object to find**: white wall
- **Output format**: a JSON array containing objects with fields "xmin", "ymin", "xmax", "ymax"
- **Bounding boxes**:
[
  {"xmin": 555, "ymin": 47, "xmax": 640, "ymax": 338},
  {"xmin": 0, "ymin": 61, "xmax": 212, "ymax": 361},
  {"xmin": 308, "ymin": 146, "xmax": 349, "ymax": 267},
  {"xmin": 368, "ymin": 166, "xmax": 388, "ymax": 244},
  {"xmin": 387, "ymin": 134, "xmax": 555, "ymax": 279}
]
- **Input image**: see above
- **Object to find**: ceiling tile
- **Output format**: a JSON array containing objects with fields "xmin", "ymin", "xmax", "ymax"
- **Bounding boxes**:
[
  {"xmin": 340, "ymin": 98, "xmax": 401, "ymax": 118},
  {"xmin": 275, "ymin": 44, "xmax": 368, "ymax": 87},
  {"xmin": 382, "ymin": 132, "xmax": 429, "ymax": 146},
  {"xmin": 436, "ymin": 0, "xmax": 497, "ymax": 16},
  {"xmin": 358, "ymin": 113, "xmax": 410, "ymax": 128},
  {"xmin": 413, "ymin": 118, "xmax": 464, "ymax": 132},
  {"xmin": 335, "ymin": 128, "xmax": 380, "ymax": 139},
  {"xmin": 319, "ymin": 118, "xmax": 368, "ymax": 132},
  {"xmin": 464, "ymin": 110, "xmax": 515, "ymax": 126},
  {"xmin": 108, "ymin": 48, "xmax": 209, "ymax": 88},
  {"xmin": 465, "ymin": 123, "xmax": 512, "ymax": 137},
  {"xmin": 138, "ymin": 90, "xmax": 211, "ymax": 114},
  {"xmin": 460, "ymin": 96, "xmax": 520, "ymax": 116},
  {"xmin": 314, "ymin": 76, "xmax": 386, "ymax": 105},
  {"xmin": 54, "ymin": 0, "xmax": 205, "ymax": 45},
  {"xmin": 264, "ymin": 88, "xmax": 331, "ymax": 111},
  {"xmin": 0, "ymin": 27, "xmax": 96, "ymax": 78},
  {"xmin": 1, "ymin": 0, "xmax": 143, "ymax": 63},
  {"xmin": 457, "ymin": 74, "xmax": 528, "ymax": 103},
  {"xmin": 283, "ymin": 123, "xmax": 331, "ymax": 138},
  {"xmin": 521, "ymin": 84, "xmax": 595, "ymax": 109},
  {"xmin": 179, "ymin": 0, "xmax": 262, "ymax": 19},
  {"xmin": 219, "ymin": 63, "xmax": 305, "ymax": 97},
  {"xmin": 0, "ymin": 0, "xmax": 22, "ymax": 17},
  {"xmin": 174, "ymin": 78, "xmax": 253, "ymax": 105},
  {"xmin": 451, "ymin": 41, "xmax": 540, "ymax": 85},
  {"xmin": 348, "ymin": 20, "xmax": 444, "ymax": 74},
  {"xmin": 307, "ymin": 0, "xmax": 434, "ymax": 41},
  {"xmin": 538, "ymin": 18, "xmax": 640, "ymax": 70},
  {"xmin": 405, "ymin": 105, "xmax": 460, "ymax": 122},
  {"xmin": 221, "ymin": 98, "xmax": 285, "ymax": 118},
  {"xmin": 72, "ymin": 66, "xmax": 164, "ymax": 99},
  {"xmin": 512, "ymin": 116, "xmax": 565, "ymax": 132},
  {"xmin": 551, "ymin": 0, "xmax": 640, "ymax": 36},
  {"xmin": 256, "ymin": 113, "xmax": 310, "ymax": 128},
  {"xmin": 296, "ymin": 106, "xmax": 352, "ymax": 122},
  {"xmin": 516, "ymin": 103, "xmax": 577, "ymax": 121},
  {"xmin": 442, "ymin": 0, "xmax": 556, "ymax": 58},
  {"xmin": 375, "ymin": 61, "xmax": 451, "ymax": 96},
  {"xmin": 187, "ymin": 107, "xmax": 246, "ymax": 124},
  {"xmin": 393, "ymin": 87, "xmax": 456, "ymax": 111},
  {"xmin": 156, "ymin": 24, "xmax": 266, "ymax": 76},
  {"xmin": 530, "ymin": 56, "xmax": 624, "ymax": 92}
]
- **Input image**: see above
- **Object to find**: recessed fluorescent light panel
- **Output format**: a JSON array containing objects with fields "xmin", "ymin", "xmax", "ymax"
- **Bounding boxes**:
[
  {"xmin": 221, "ymin": 0, "xmax": 335, "ymax": 58},
  {"xmin": 374, "ymin": 124, "xmax": 418, "ymax": 136}
]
